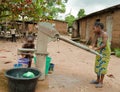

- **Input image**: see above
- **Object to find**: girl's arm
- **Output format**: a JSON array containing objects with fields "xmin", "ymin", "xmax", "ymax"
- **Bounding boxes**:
[{"xmin": 92, "ymin": 34, "xmax": 97, "ymax": 48}]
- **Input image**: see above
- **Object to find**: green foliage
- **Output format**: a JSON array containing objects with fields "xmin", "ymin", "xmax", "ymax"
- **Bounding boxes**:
[
  {"xmin": 115, "ymin": 48, "xmax": 120, "ymax": 58},
  {"xmin": 0, "ymin": 0, "xmax": 67, "ymax": 21},
  {"xmin": 77, "ymin": 9, "xmax": 86, "ymax": 19},
  {"xmin": 65, "ymin": 14, "xmax": 75, "ymax": 27},
  {"xmin": 0, "ymin": 1, "xmax": 10, "ymax": 21}
]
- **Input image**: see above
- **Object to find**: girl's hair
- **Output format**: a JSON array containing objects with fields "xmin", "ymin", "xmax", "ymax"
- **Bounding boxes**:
[{"xmin": 94, "ymin": 22, "xmax": 104, "ymax": 29}]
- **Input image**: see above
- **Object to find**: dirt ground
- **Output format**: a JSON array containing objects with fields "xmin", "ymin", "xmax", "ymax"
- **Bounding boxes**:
[{"xmin": 0, "ymin": 36, "xmax": 120, "ymax": 92}]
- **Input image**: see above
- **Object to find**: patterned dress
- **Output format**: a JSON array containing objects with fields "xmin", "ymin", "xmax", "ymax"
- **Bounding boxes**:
[{"xmin": 95, "ymin": 37, "xmax": 111, "ymax": 75}]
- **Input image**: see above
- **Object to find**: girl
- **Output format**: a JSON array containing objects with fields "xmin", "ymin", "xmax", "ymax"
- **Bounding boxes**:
[
  {"xmin": 22, "ymin": 36, "xmax": 35, "ymax": 67},
  {"xmin": 90, "ymin": 22, "xmax": 111, "ymax": 88}
]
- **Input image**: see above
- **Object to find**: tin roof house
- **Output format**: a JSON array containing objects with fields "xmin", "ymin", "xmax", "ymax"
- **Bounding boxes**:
[{"xmin": 73, "ymin": 4, "xmax": 120, "ymax": 48}]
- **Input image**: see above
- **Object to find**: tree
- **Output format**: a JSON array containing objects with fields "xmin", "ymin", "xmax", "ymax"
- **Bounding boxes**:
[
  {"xmin": 77, "ymin": 9, "xmax": 86, "ymax": 19},
  {"xmin": 32, "ymin": 0, "xmax": 67, "ymax": 21},
  {"xmin": 0, "ymin": 0, "xmax": 68, "ymax": 22},
  {"xmin": 65, "ymin": 14, "xmax": 75, "ymax": 27},
  {"xmin": 0, "ymin": 0, "xmax": 68, "ymax": 35},
  {"xmin": 0, "ymin": 0, "xmax": 11, "ymax": 21}
]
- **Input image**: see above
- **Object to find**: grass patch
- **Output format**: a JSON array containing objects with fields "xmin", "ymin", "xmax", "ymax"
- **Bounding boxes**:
[{"xmin": 115, "ymin": 48, "xmax": 120, "ymax": 58}]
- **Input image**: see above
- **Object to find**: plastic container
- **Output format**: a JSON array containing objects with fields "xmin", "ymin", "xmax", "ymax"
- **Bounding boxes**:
[
  {"xmin": 14, "ymin": 63, "xmax": 23, "ymax": 68},
  {"xmin": 45, "ymin": 56, "xmax": 52, "ymax": 75},
  {"xmin": 49, "ymin": 63, "xmax": 55, "ymax": 71},
  {"xmin": 5, "ymin": 68, "xmax": 41, "ymax": 92},
  {"xmin": 34, "ymin": 56, "xmax": 52, "ymax": 75}
]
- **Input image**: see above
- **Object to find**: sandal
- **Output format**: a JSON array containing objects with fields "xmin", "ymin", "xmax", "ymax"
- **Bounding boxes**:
[
  {"xmin": 90, "ymin": 80, "xmax": 99, "ymax": 84},
  {"xmin": 95, "ymin": 83, "xmax": 103, "ymax": 88}
]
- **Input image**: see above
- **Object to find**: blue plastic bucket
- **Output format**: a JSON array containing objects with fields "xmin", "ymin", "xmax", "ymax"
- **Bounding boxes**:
[
  {"xmin": 49, "ymin": 63, "xmax": 54, "ymax": 71},
  {"xmin": 14, "ymin": 63, "xmax": 23, "ymax": 68}
]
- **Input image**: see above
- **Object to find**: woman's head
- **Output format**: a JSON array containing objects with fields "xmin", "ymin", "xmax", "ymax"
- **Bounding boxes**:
[{"xmin": 93, "ymin": 22, "xmax": 104, "ymax": 33}]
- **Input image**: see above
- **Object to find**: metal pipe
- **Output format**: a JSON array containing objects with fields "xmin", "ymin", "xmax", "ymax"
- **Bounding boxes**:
[{"xmin": 59, "ymin": 36, "xmax": 102, "ymax": 57}]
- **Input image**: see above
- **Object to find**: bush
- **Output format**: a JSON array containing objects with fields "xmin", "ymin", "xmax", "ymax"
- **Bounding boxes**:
[{"xmin": 115, "ymin": 48, "xmax": 120, "ymax": 58}]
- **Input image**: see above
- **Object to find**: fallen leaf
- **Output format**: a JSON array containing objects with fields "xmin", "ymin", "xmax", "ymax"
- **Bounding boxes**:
[
  {"xmin": 0, "ymin": 56, "xmax": 7, "ymax": 58},
  {"xmin": 107, "ymin": 74, "xmax": 115, "ymax": 78},
  {"xmin": 4, "ymin": 61, "xmax": 12, "ymax": 64}
]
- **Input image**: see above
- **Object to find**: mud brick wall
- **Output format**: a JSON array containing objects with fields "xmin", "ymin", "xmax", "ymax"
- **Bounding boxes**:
[
  {"xmin": 53, "ymin": 20, "xmax": 68, "ymax": 34},
  {"xmin": 79, "ymin": 9, "xmax": 120, "ymax": 48},
  {"xmin": 112, "ymin": 10, "xmax": 120, "ymax": 48}
]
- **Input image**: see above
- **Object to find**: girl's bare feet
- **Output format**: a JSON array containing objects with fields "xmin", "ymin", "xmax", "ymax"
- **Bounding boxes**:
[
  {"xmin": 90, "ymin": 80, "xmax": 99, "ymax": 84},
  {"xmin": 95, "ymin": 83, "xmax": 103, "ymax": 88}
]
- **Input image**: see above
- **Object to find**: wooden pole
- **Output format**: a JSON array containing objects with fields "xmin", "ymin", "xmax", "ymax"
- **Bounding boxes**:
[{"xmin": 59, "ymin": 36, "xmax": 102, "ymax": 57}]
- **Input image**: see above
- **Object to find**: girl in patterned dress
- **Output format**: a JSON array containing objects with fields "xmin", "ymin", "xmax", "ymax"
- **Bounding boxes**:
[{"xmin": 90, "ymin": 22, "xmax": 111, "ymax": 88}]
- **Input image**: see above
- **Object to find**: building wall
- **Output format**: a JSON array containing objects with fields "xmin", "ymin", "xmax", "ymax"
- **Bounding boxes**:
[
  {"xmin": 25, "ymin": 20, "xmax": 68, "ymax": 35},
  {"xmin": 53, "ymin": 20, "xmax": 68, "ymax": 34},
  {"xmin": 79, "ymin": 10, "xmax": 120, "ymax": 48},
  {"xmin": 79, "ymin": 19, "xmax": 86, "ymax": 39},
  {"xmin": 112, "ymin": 10, "xmax": 120, "ymax": 48},
  {"xmin": 86, "ymin": 13, "xmax": 108, "ymax": 40}
]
